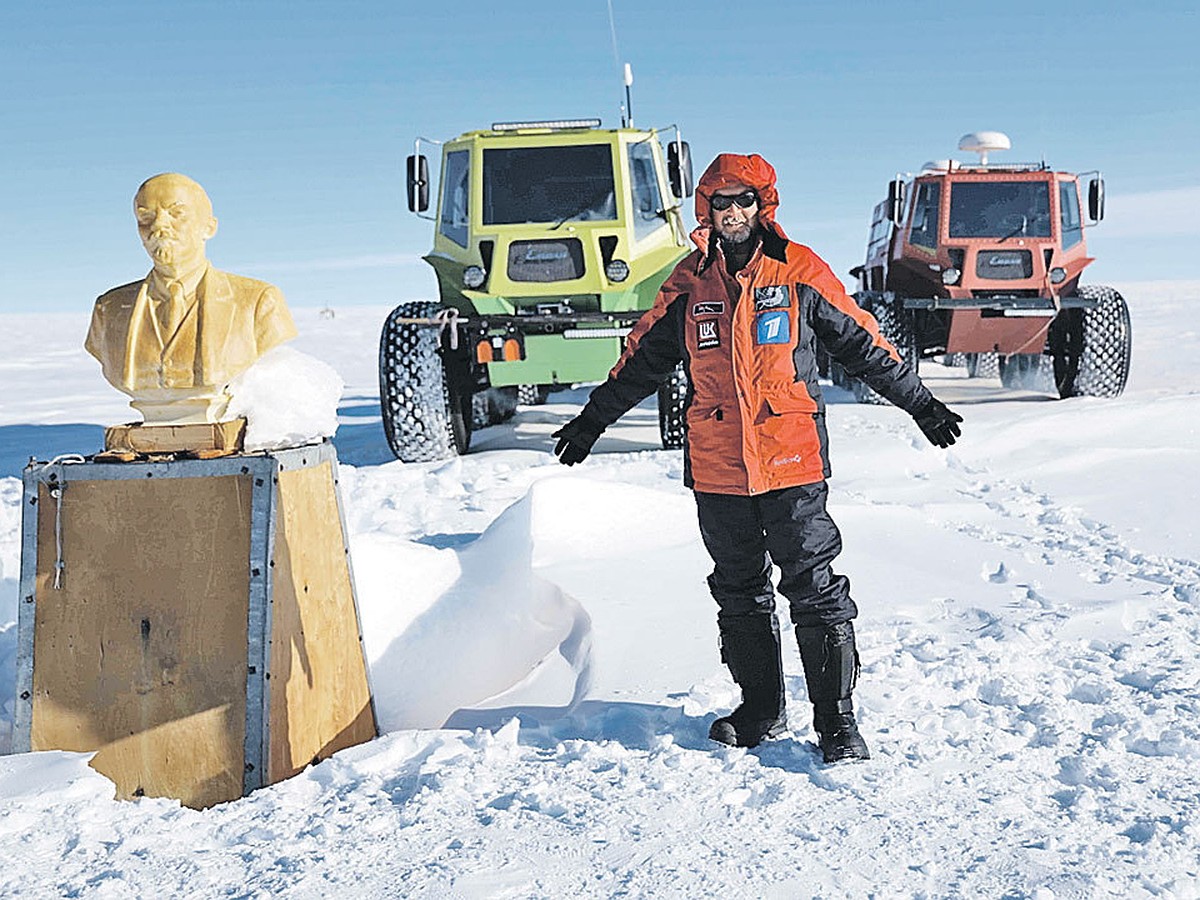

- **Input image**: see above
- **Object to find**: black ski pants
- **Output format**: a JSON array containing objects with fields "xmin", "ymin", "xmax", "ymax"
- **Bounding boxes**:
[{"xmin": 694, "ymin": 481, "xmax": 857, "ymax": 629}]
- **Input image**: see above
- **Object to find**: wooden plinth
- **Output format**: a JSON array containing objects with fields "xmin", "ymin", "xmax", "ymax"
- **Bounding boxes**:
[
  {"xmin": 103, "ymin": 418, "xmax": 247, "ymax": 457},
  {"xmin": 15, "ymin": 442, "xmax": 377, "ymax": 809}
]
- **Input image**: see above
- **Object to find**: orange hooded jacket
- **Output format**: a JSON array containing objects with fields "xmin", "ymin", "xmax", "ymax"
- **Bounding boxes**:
[{"xmin": 581, "ymin": 153, "xmax": 932, "ymax": 495}]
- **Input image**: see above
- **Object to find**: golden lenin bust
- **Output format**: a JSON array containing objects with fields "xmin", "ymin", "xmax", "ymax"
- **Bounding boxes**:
[{"xmin": 85, "ymin": 173, "xmax": 297, "ymax": 425}]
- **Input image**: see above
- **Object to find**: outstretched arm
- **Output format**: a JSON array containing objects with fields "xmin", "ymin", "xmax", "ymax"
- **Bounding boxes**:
[
  {"xmin": 800, "ymin": 252, "xmax": 962, "ymax": 445},
  {"xmin": 553, "ymin": 277, "xmax": 687, "ymax": 465}
]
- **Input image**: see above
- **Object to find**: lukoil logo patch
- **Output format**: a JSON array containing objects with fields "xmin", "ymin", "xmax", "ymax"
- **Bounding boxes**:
[
  {"xmin": 696, "ymin": 319, "xmax": 721, "ymax": 349},
  {"xmin": 755, "ymin": 310, "xmax": 790, "ymax": 345}
]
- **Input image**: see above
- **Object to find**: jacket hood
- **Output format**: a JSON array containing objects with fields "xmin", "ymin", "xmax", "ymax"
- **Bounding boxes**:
[{"xmin": 695, "ymin": 153, "xmax": 780, "ymax": 228}]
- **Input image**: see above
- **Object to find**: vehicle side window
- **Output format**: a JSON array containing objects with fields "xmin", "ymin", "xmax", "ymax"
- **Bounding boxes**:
[
  {"xmin": 909, "ymin": 182, "xmax": 940, "ymax": 249},
  {"xmin": 1060, "ymin": 181, "xmax": 1082, "ymax": 250},
  {"xmin": 869, "ymin": 207, "xmax": 891, "ymax": 247},
  {"xmin": 628, "ymin": 141, "xmax": 665, "ymax": 241},
  {"xmin": 439, "ymin": 150, "xmax": 469, "ymax": 248}
]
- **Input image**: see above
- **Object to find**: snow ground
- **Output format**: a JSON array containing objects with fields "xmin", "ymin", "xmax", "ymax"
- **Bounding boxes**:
[{"xmin": 1, "ymin": 281, "xmax": 1199, "ymax": 898}]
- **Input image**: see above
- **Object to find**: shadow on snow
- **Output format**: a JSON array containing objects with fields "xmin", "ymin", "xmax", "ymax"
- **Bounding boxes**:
[{"xmin": 444, "ymin": 699, "xmax": 827, "ymax": 776}]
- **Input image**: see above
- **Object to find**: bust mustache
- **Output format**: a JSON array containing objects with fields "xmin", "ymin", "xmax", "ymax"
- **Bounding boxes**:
[{"xmin": 144, "ymin": 228, "xmax": 183, "ymax": 266}]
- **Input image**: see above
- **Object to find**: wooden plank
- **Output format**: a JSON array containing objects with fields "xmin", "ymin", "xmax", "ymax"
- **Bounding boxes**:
[
  {"xmin": 268, "ymin": 461, "xmax": 376, "ymax": 782},
  {"xmin": 30, "ymin": 474, "xmax": 253, "ymax": 809},
  {"xmin": 104, "ymin": 418, "xmax": 246, "ymax": 454}
]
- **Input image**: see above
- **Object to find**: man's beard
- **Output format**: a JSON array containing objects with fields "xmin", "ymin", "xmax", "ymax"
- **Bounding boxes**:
[{"xmin": 716, "ymin": 222, "xmax": 754, "ymax": 244}]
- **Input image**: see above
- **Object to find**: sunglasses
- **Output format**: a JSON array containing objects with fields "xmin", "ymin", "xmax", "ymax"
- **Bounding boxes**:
[{"xmin": 708, "ymin": 190, "xmax": 758, "ymax": 211}]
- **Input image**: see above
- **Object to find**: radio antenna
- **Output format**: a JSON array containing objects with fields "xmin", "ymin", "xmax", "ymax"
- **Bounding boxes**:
[
  {"xmin": 624, "ymin": 63, "xmax": 634, "ymax": 128},
  {"xmin": 606, "ymin": 0, "xmax": 630, "ymax": 126}
]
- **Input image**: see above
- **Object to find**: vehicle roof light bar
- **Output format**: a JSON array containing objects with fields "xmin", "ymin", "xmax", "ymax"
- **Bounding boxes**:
[{"xmin": 492, "ymin": 119, "xmax": 602, "ymax": 131}]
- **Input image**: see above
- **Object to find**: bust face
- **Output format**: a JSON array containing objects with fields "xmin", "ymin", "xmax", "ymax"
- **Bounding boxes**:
[{"xmin": 134, "ymin": 174, "xmax": 217, "ymax": 279}]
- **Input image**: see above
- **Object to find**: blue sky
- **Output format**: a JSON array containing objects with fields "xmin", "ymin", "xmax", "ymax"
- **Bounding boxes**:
[{"xmin": 1, "ymin": 0, "xmax": 1196, "ymax": 314}]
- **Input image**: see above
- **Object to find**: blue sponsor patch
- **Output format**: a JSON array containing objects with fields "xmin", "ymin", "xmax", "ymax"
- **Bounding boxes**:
[{"xmin": 755, "ymin": 310, "xmax": 790, "ymax": 345}]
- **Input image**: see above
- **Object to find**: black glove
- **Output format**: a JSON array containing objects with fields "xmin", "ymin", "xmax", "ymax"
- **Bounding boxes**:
[
  {"xmin": 913, "ymin": 397, "xmax": 963, "ymax": 448},
  {"xmin": 552, "ymin": 412, "xmax": 605, "ymax": 465}
]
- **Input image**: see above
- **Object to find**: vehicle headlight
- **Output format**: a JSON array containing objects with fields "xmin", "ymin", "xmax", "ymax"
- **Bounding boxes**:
[
  {"xmin": 1049, "ymin": 267, "xmax": 1067, "ymax": 285},
  {"xmin": 605, "ymin": 259, "xmax": 630, "ymax": 283},
  {"xmin": 941, "ymin": 267, "xmax": 961, "ymax": 286},
  {"xmin": 462, "ymin": 265, "xmax": 486, "ymax": 289}
]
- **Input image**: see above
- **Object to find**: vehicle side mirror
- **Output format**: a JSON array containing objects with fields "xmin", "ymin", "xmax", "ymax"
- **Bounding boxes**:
[
  {"xmin": 668, "ymin": 140, "xmax": 694, "ymax": 198},
  {"xmin": 887, "ymin": 178, "xmax": 906, "ymax": 227},
  {"xmin": 407, "ymin": 154, "xmax": 430, "ymax": 213},
  {"xmin": 1088, "ymin": 176, "xmax": 1105, "ymax": 223}
]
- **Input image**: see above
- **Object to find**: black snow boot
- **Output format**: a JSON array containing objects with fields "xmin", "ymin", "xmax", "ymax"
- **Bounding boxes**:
[
  {"xmin": 795, "ymin": 621, "xmax": 871, "ymax": 763},
  {"xmin": 709, "ymin": 613, "xmax": 787, "ymax": 748}
]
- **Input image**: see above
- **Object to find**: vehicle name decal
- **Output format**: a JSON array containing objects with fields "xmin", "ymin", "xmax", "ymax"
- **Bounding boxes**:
[{"xmin": 523, "ymin": 247, "xmax": 570, "ymax": 262}]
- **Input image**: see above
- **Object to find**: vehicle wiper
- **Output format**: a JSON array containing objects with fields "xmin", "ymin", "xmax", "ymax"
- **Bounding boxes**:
[
  {"xmin": 997, "ymin": 215, "xmax": 1028, "ymax": 243},
  {"xmin": 550, "ymin": 187, "xmax": 612, "ymax": 230}
]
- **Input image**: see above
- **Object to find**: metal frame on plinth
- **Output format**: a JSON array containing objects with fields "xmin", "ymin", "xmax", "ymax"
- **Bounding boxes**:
[{"xmin": 12, "ymin": 440, "xmax": 373, "ymax": 799}]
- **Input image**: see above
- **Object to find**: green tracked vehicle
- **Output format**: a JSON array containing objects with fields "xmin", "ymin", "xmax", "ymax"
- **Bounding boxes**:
[{"xmin": 379, "ymin": 118, "xmax": 695, "ymax": 463}]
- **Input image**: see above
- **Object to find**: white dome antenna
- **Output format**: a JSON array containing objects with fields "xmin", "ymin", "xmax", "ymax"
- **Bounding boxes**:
[
  {"xmin": 958, "ymin": 131, "xmax": 1011, "ymax": 165},
  {"xmin": 921, "ymin": 159, "xmax": 960, "ymax": 174}
]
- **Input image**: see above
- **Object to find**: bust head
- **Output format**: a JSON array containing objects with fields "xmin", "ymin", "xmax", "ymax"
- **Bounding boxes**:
[
  {"xmin": 134, "ymin": 173, "xmax": 218, "ymax": 281},
  {"xmin": 87, "ymin": 173, "xmax": 298, "ymax": 431}
]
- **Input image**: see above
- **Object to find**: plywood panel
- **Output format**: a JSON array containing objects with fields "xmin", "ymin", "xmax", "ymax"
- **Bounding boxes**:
[
  {"xmin": 31, "ymin": 474, "xmax": 253, "ymax": 809},
  {"xmin": 268, "ymin": 461, "xmax": 375, "ymax": 782}
]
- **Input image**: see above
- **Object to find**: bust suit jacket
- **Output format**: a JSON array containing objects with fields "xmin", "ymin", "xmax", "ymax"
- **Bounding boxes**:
[{"xmin": 85, "ymin": 265, "xmax": 298, "ymax": 393}]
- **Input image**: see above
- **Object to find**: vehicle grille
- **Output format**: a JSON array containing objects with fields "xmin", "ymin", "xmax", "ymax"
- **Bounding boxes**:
[
  {"xmin": 507, "ymin": 239, "xmax": 585, "ymax": 283},
  {"xmin": 975, "ymin": 249, "xmax": 1033, "ymax": 280}
]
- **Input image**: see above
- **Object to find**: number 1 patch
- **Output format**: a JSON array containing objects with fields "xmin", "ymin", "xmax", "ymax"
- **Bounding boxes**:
[{"xmin": 755, "ymin": 310, "xmax": 790, "ymax": 345}]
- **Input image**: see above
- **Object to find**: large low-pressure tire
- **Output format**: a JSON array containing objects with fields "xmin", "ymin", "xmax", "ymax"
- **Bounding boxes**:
[
  {"xmin": 998, "ymin": 353, "xmax": 1055, "ymax": 393},
  {"xmin": 1050, "ymin": 285, "xmax": 1132, "ymax": 399},
  {"xmin": 379, "ymin": 301, "xmax": 472, "ymax": 462},
  {"xmin": 517, "ymin": 384, "xmax": 552, "ymax": 406},
  {"xmin": 489, "ymin": 387, "xmax": 520, "ymax": 423},
  {"xmin": 852, "ymin": 294, "xmax": 917, "ymax": 405},
  {"xmin": 657, "ymin": 363, "xmax": 688, "ymax": 449},
  {"xmin": 965, "ymin": 352, "xmax": 1000, "ymax": 379},
  {"xmin": 471, "ymin": 386, "xmax": 519, "ymax": 428}
]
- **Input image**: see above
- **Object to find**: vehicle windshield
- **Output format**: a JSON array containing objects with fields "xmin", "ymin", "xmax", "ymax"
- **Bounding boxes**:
[
  {"xmin": 483, "ymin": 145, "xmax": 617, "ymax": 225},
  {"xmin": 948, "ymin": 181, "xmax": 1052, "ymax": 239}
]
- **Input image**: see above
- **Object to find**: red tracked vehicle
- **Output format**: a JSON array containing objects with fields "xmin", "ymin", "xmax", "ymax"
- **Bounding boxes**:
[{"xmin": 842, "ymin": 131, "xmax": 1131, "ymax": 400}]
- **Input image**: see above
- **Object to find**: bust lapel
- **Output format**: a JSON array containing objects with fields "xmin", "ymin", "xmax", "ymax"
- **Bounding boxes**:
[
  {"xmin": 121, "ymin": 279, "xmax": 155, "ymax": 390},
  {"xmin": 195, "ymin": 266, "xmax": 234, "ymax": 385}
]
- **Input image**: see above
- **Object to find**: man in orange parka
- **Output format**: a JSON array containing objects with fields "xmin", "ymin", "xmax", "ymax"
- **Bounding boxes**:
[{"xmin": 553, "ymin": 153, "xmax": 962, "ymax": 761}]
